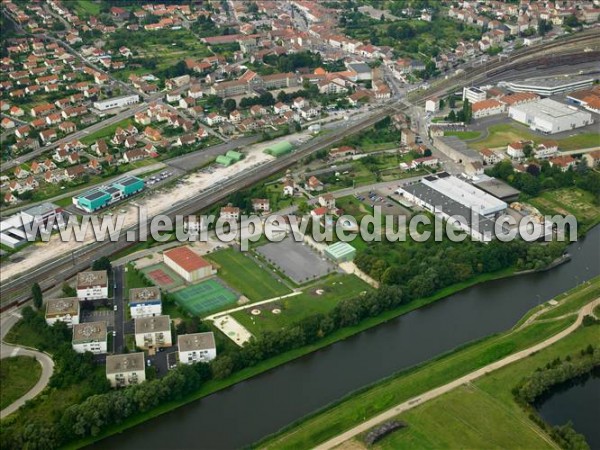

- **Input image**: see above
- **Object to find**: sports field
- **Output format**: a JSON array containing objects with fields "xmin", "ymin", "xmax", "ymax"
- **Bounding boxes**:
[
  {"xmin": 173, "ymin": 279, "xmax": 238, "ymax": 316},
  {"xmin": 206, "ymin": 249, "xmax": 290, "ymax": 301},
  {"xmin": 140, "ymin": 263, "xmax": 185, "ymax": 291}
]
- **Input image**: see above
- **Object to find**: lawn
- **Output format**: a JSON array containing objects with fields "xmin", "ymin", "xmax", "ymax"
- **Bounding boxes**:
[
  {"xmin": 205, "ymin": 249, "xmax": 290, "ymax": 301},
  {"xmin": 80, "ymin": 118, "xmax": 134, "ymax": 145},
  {"xmin": 256, "ymin": 279, "xmax": 598, "ymax": 449},
  {"xmin": 0, "ymin": 356, "xmax": 42, "ymax": 410},
  {"xmin": 71, "ymin": 0, "xmax": 100, "ymax": 17},
  {"xmin": 528, "ymin": 188, "xmax": 600, "ymax": 231},
  {"xmin": 377, "ymin": 323, "xmax": 599, "ymax": 449},
  {"xmin": 470, "ymin": 123, "xmax": 599, "ymax": 151},
  {"xmin": 444, "ymin": 130, "xmax": 482, "ymax": 140},
  {"xmin": 231, "ymin": 274, "xmax": 372, "ymax": 335},
  {"xmin": 124, "ymin": 263, "xmax": 153, "ymax": 291}
]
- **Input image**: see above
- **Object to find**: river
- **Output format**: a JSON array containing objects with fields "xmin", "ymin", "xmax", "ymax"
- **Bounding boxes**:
[
  {"xmin": 536, "ymin": 370, "xmax": 600, "ymax": 449},
  {"xmin": 96, "ymin": 226, "xmax": 600, "ymax": 449}
]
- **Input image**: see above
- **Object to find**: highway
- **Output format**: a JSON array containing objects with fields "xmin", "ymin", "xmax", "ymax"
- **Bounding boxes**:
[{"xmin": 1, "ymin": 31, "xmax": 599, "ymax": 308}]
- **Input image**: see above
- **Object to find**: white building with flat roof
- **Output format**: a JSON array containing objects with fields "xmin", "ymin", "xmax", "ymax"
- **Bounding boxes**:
[
  {"xmin": 129, "ymin": 287, "xmax": 162, "ymax": 318},
  {"xmin": 72, "ymin": 321, "xmax": 107, "ymax": 354},
  {"xmin": 76, "ymin": 270, "xmax": 108, "ymax": 300},
  {"xmin": 134, "ymin": 315, "xmax": 172, "ymax": 349},
  {"xmin": 177, "ymin": 332, "xmax": 217, "ymax": 365},
  {"xmin": 508, "ymin": 99, "xmax": 593, "ymax": 134},
  {"xmin": 93, "ymin": 94, "xmax": 140, "ymax": 111},
  {"xmin": 106, "ymin": 352, "xmax": 146, "ymax": 388},
  {"xmin": 502, "ymin": 76, "xmax": 594, "ymax": 97},
  {"xmin": 45, "ymin": 297, "xmax": 80, "ymax": 327},
  {"xmin": 421, "ymin": 173, "xmax": 507, "ymax": 217},
  {"xmin": 463, "ymin": 86, "xmax": 486, "ymax": 103}
]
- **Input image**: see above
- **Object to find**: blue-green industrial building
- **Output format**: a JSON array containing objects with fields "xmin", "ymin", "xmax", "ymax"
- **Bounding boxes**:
[{"xmin": 73, "ymin": 176, "xmax": 145, "ymax": 212}]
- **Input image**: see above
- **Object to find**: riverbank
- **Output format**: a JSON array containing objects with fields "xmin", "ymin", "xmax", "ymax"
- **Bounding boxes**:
[
  {"xmin": 257, "ymin": 279, "xmax": 600, "ymax": 449},
  {"xmin": 69, "ymin": 266, "xmax": 529, "ymax": 449}
]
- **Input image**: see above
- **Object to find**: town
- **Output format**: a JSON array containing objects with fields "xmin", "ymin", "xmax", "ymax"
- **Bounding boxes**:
[{"xmin": 1, "ymin": 1, "xmax": 599, "ymax": 450}]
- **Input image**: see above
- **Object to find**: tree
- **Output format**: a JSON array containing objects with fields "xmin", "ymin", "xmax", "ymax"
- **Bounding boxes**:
[
  {"xmin": 223, "ymin": 98, "xmax": 236, "ymax": 113},
  {"xmin": 62, "ymin": 282, "xmax": 77, "ymax": 297},
  {"xmin": 32, "ymin": 283, "xmax": 43, "ymax": 309},
  {"xmin": 92, "ymin": 256, "xmax": 112, "ymax": 272},
  {"xmin": 523, "ymin": 143, "xmax": 534, "ymax": 158}
]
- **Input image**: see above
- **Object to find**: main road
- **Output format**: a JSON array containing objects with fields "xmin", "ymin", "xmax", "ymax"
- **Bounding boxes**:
[{"xmin": 315, "ymin": 296, "xmax": 600, "ymax": 450}]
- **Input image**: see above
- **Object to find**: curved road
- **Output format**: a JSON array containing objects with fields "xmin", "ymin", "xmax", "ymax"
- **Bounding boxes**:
[
  {"xmin": 315, "ymin": 297, "xmax": 600, "ymax": 450},
  {"xmin": 0, "ymin": 311, "xmax": 54, "ymax": 419}
]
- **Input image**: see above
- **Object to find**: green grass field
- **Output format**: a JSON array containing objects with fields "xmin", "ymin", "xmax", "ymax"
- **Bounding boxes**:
[
  {"xmin": 71, "ymin": 0, "xmax": 100, "ymax": 17},
  {"xmin": 444, "ymin": 130, "xmax": 482, "ymax": 140},
  {"xmin": 257, "ymin": 279, "xmax": 599, "ymax": 449},
  {"xmin": 376, "ymin": 323, "xmax": 599, "ymax": 449},
  {"xmin": 124, "ymin": 264, "xmax": 153, "ymax": 292},
  {"xmin": 0, "ymin": 356, "xmax": 42, "ymax": 410},
  {"xmin": 205, "ymin": 249, "xmax": 290, "ymax": 301},
  {"xmin": 173, "ymin": 279, "xmax": 238, "ymax": 316},
  {"xmin": 470, "ymin": 123, "xmax": 599, "ymax": 151},
  {"xmin": 81, "ymin": 118, "xmax": 134, "ymax": 145},
  {"xmin": 529, "ymin": 188, "xmax": 600, "ymax": 231},
  {"xmin": 232, "ymin": 274, "xmax": 372, "ymax": 335}
]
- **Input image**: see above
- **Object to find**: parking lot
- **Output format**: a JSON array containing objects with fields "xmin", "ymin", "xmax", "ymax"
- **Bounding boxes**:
[
  {"xmin": 80, "ymin": 309, "xmax": 115, "ymax": 328},
  {"xmin": 256, "ymin": 237, "xmax": 337, "ymax": 284},
  {"xmin": 357, "ymin": 190, "xmax": 413, "ymax": 218}
]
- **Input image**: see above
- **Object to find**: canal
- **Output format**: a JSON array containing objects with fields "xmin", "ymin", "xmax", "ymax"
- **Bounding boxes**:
[
  {"xmin": 536, "ymin": 370, "xmax": 600, "ymax": 449},
  {"xmin": 98, "ymin": 226, "xmax": 600, "ymax": 449}
]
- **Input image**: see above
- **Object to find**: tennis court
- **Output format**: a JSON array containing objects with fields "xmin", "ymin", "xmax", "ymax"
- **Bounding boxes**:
[
  {"xmin": 173, "ymin": 279, "xmax": 238, "ymax": 316},
  {"xmin": 140, "ymin": 263, "xmax": 185, "ymax": 291}
]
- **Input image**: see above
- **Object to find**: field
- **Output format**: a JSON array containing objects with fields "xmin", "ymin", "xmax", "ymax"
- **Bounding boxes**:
[
  {"xmin": 444, "ymin": 130, "xmax": 482, "ymax": 140},
  {"xmin": 81, "ymin": 118, "xmax": 134, "ymax": 145},
  {"xmin": 139, "ymin": 263, "xmax": 186, "ymax": 291},
  {"xmin": 257, "ymin": 279, "xmax": 598, "ymax": 450},
  {"xmin": 469, "ymin": 123, "xmax": 600, "ymax": 151},
  {"xmin": 232, "ymin": 274, "xmax": 372, "ymax": 335},
  {"xmin": 71, "ymin": 0, "xmax": 101, "ymax": 17},
  {"xmin": 376, "ymin": 323, "xmax": 599, "ymax": 449},
  {"xmin": 173, "ymin": 279, "xmax": 238, "ymax": 316},
  {"xmin": 529, "ymin": 188, "xmax": 600, "ymax": 231},
  {"xmin": 205, "ymin": 249, "xmax": 290, "ymax": 301},
  {"xmin": 0, "ymin": 356, "xmax": 42, "ymax": 410}
]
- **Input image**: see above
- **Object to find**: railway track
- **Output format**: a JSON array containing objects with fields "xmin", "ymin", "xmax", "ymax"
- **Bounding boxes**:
[{"xmin": 2, "ymin": 29, "xmax": 599, "ymax": 309}]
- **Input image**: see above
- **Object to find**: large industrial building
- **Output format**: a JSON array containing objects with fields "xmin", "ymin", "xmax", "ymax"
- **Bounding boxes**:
[
  {"xmin": 73, "ymin": 176, "xmax": 144, "ymax": 212},
  {"xmin": 462, "ymin": 86, "xmax": 487, "ymax": 103},
  {"xmin": 129, "ymin": 287, "xmax": 162, "ymax": 318},
  {"xmin": 502, "ymin": 75, "xmax": 594, "ymax": 97},
  {"xmin": 432, "ymin": 136, "xmax": 483, "ymax": 165},
  {"xmin": 177, "ymin": 332, "xmax": 217, "ymax": 365},
  {"xmin": 264, "ymin": 141, "xmax": 294, "ymax": 157},
  {"xmin": 106, "ymin": 352, "xmax": 146, "ymax": 388},
  {"xmin": 0, "ymin": 202, "xmax": 62, "ymax": 249},
  {"xmin": 508, "ymin": 98, "xmax": 594, "ymax": 134},
  {"xmin": 93, "ymin": 94, "xmax": 140, "ymax": 111},
  {"xmin": 396, "ymin": 174, "xmax": 509, "ymax": 242},
  {"xmin": 72, "ymin": 321, "xmax": 107, "ymax": 354},
  {"xmin": 163, "ymin": 246, "xmax": 216, "ymax": 282}
]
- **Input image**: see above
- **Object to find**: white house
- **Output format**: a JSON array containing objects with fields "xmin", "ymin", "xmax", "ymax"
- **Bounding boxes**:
[
  {"xmin": 134, "ymin": 315, "xmax": 172, "ymax": 350},
  {"xmin": 425, "ymin": 98, "xmax": 440, "ymax": 113},
  {"xmin": 106, "ymin": 352, "xmax": 146, "ymax": 388},
  {"xmin": 72, "ymin": 321, "xmax": 107, "ymax": 354},
  {"xmin": 45, "ymin": 297, "xmax": 80, "ymax": 327},
  {"xmin": 76, "ymin": 270, "xmax": 108, "ymax": 300},
  {"xmin": 177, "ymin": 332, "xmax": 217, "ymax": 365},
  {"xmin": 129, "ymin": 287, "xmax": 162, "ymax": 318}
]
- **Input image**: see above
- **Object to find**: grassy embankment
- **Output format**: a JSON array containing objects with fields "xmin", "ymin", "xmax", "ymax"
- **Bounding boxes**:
[
  {"xmin": 0, "ymin": 356, "xmax": 42, "ymax": 410},
  {"xmin": 256, "ymin": 277, "xmax": 600, "ymax": 449},
  {"xmin": 69, "ymin": 265, "xmax": 522, "ymax": 449}
]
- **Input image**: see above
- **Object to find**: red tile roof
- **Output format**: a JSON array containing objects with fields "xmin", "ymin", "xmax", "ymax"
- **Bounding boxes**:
[{"xmin": 164, "ymin": 246, "xmax": 211, "ymax": 273}]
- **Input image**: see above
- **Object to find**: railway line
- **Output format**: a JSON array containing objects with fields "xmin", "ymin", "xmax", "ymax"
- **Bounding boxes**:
[{"xmin": 2, "ymin": 29, "xmax": 599, "ymax": 309}]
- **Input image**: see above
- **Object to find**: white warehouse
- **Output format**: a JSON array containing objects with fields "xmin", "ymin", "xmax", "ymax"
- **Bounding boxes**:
[
  {"xmin": 93, "ymin": 94, "xmax": 140, "ymax": 111},
  {"xmin": 509, "ymin": 99, "xmax": 593, "ymax": 134}
]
